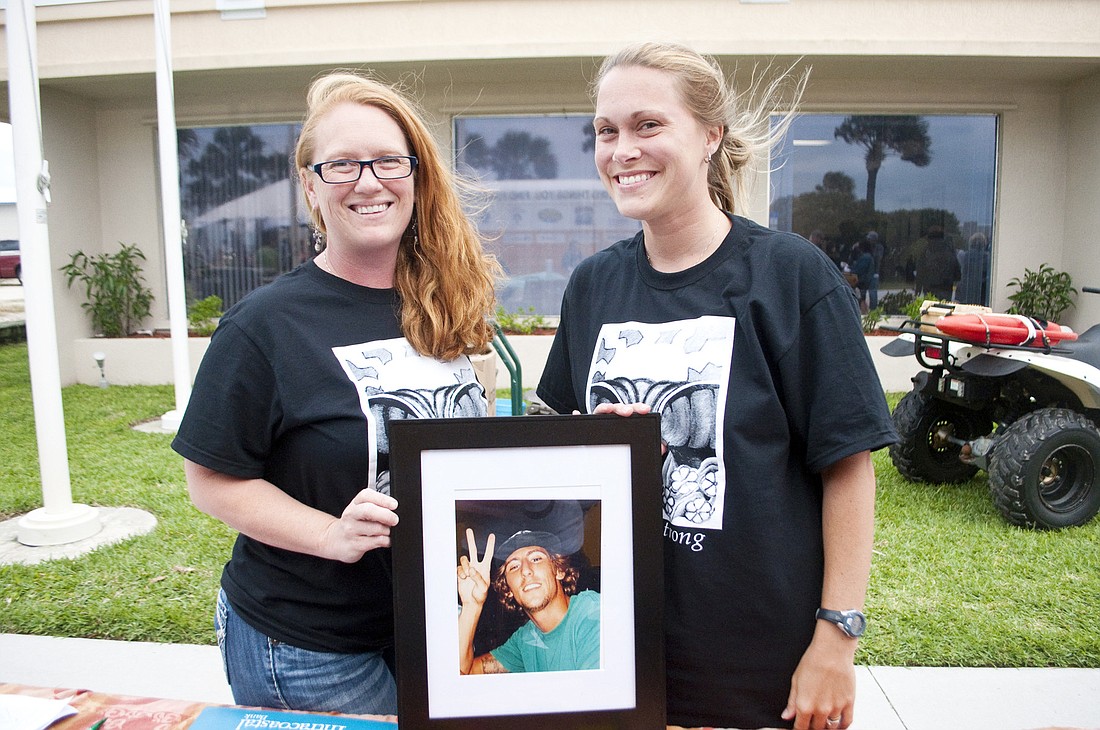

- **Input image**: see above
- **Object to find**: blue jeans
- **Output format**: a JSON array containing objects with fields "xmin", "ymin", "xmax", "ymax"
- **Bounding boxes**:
[{"xmin": 215, "ymin": 589, "xmax": 397, "ymax": 715}]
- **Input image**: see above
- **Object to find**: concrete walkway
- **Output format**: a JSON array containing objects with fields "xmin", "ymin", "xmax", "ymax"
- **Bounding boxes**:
[
  {"xmin": 0, "ymin": 634, "xmax": 1097, "ymax": 730},
  {"xmin": 0, "ymin": 281, "xmax": 24, "ymax": 328}
]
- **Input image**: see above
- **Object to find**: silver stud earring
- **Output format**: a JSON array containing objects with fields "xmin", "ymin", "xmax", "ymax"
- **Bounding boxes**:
[{"xmin": 704, "ymin": 151, "xmax": 713, "ymax": 164}]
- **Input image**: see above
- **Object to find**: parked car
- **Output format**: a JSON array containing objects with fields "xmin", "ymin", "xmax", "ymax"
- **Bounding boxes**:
[{"xmin": 0, "ymin": 240, "xmax": 20, "ymax": 283}]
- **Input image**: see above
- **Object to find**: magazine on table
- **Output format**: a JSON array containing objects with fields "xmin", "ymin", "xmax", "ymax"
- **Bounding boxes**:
[{"xmin": 188, "ymin": 706, "xmax": 397, "ymax": 729}]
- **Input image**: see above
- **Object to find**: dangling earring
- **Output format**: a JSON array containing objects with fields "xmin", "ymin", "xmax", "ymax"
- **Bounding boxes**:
[
  {"xmin": 408, "ymin": 208, "xmax": 420, "ymax": 250},
  {"xmin": 312, "ymin": 226, "xmax": 325, "ymax": 253},
  {"xmin": 704, "ymin": 151, "xmax": 713, "ymax": 164}
]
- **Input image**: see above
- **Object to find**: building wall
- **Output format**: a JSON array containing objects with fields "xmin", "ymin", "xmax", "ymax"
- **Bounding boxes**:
[
  {"xmin": 40, "ymin": 87, "xmax": 104, "ymax": 382},
  {"xmin": 2, "ymin": 0, "xmax": 1099, "ymax": 382},
  {"xmin": 95, "ymin": 105, "xmax": 166, "ymax": 323},
  {"xmin": 85, "ymin": 70, "xmax": 1086, "ymax": 289},
  {"xmin": 0, "ymin": 203, "xmax": 17, "ymax": 239},
  {"xmin": 993, "ymin": 88, "xmax": 1071, "ymax": 315},
  {"xmin": 1064, "ymin": 72, "xmax": 1100, "ymax": 330},
  {"xmin": 9, "ymin": 1, "xmax": 1100, "ymax": 76}
]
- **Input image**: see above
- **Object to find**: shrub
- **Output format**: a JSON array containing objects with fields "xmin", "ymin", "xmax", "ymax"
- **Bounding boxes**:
[
  {"xmin": 862, "ymin": 307, "xmax": 886, "ymax": 333},
  {"xmin": 1006, "ymin": 264, "xmax": 1076, "ymax": 322},
  {"xmin": 187, "ymin": 295, "xmax": 223, "ymax": 336},
  {"xmin": 61, "ymin": 243, "xmax": 154, "ymax": 337},
  {"xmin": 878, "ymin": 288, "xmax": 919, "ymax": 317},
  {"xmin": 493, "ymin": 305, "xmax": 548, "ymax": 335}
]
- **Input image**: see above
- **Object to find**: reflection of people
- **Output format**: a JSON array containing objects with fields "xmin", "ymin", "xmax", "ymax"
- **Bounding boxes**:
[
  {"xmin": 561, "ymin": 240, "xmax": 584, "ymax": 272},
  {"xmin": 914, "ymin": 225, "xmax": 960, "ymax": 300},
  {"xmin": 537, "ymin": 42, "xmax": 896, "ymax": 730},
  {"xmin": 955, "ymin": 232, "xmax": 990, "ymax": 305},
  {"xmin": 172, "ymin": 71, "xmax": 500, "ymax": 715},
  {"xmin": 457, "ymin": 529, "xmax": 600, "ymax": 674},
  {"xmin": 865, "ymin": 231, "xmax": 884, "ymax": 309},
  {"xmin": 849, "ymin": 239, "xmax": 875, "ymax": 314}
]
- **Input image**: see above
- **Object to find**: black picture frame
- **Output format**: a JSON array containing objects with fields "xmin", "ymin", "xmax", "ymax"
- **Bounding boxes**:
[{"xmin": 388, "ymin": 413, "xmax": 665, "ymax": 729}]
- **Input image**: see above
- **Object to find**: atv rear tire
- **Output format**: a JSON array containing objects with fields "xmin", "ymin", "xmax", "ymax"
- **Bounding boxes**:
[
  {"xmin": 890, "ymin": 390, "xmax": 991, "ymax": 484},
  {"xmin": 988, "ymin": 408, "xmax": 1100, "ymax": 529}
]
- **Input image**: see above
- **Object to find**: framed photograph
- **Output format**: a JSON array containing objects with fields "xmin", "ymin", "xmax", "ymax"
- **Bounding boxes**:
[{"xmin": 389, "ymin": 413, "xmax": 665, "ymax": 729}]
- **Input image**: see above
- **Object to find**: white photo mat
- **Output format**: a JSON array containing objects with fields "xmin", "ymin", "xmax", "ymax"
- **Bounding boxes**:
[{"xmin": 419, "ymin": 444, "xmax": 636, "ymax": 718}]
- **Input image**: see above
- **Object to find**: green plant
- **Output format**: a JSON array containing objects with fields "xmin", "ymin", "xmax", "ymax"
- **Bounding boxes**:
[
  {"xmin": 1006, "ymin": 264, "xmax": 1077, "ymax": 322},
  {"xmin": 493, "ymin": 305, "xmax": 548, "ymax": 335},
  {"xmin": 904, "ymin": 295, "xmax": 928, "ymax": 322},
  {"xmin": 187, "ymin": 295, "xmax": 223, "ymax": 336},
  {"xmin": 862, "ymin": 307, "xmax": 886, "ymax": 333},
  {"xmin": 60, "ymin": 243, "xmax": 154, "ymax": 337},
  {"xmin": 878, "ymin": 289, "xmax": 917, "ymax": 317}
]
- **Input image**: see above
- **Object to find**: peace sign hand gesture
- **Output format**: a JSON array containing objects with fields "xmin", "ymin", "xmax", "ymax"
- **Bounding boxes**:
[{"xmin": 457, "ymin": 528, "xmax": 495, "ymax": 608}]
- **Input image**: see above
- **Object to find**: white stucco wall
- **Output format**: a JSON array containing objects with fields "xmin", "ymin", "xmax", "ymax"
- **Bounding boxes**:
[
  {"xmin": 40, "ymin": 87, "xmax": 104, "ymax": 385},
  {"xmin": 990, "ymin": 88, "xmax": 1071, "ymax": 314},
  {"xmin": 95, "ymin": 106, "xmax": 168, "ymax": 317},
  {"xmin": 3, "ymin": 0, "xmax": 1098, "ymax": 382},
  {"xmin": 1063, "ymin": 72, "xmax": 1100, "ymax": 332},
  {"xmin": 9, "ymin": 0, "xmax": 1100, "ymax": 78},
  {"xmin": 0, "ymin": 203, "xmax": 17, "ymax": 239}
]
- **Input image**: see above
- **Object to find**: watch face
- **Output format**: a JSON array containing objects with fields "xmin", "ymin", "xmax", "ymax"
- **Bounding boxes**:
[{"xmin": 843, "ymin": 612, "xmax": 867, "ymax": 637}]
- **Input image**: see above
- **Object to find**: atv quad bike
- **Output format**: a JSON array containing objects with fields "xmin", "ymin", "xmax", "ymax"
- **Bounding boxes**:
[{"xmin": 881, "ymin": 287, "xmax": 1100, "ymax": 529}]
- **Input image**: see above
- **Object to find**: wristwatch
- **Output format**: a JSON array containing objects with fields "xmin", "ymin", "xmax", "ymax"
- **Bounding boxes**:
[{"xmin": 816, "ymin": 608, "xmax": 866, "ymax": 638}]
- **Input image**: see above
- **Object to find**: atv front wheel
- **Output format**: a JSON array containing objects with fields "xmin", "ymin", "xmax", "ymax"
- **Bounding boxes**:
[
  {"xmin": 890, "ymin": 390, "xmax": 991, "ymax": 484},
  {"xmin": 988, "ymin": 408, "xmax": 1100, "ymax": 529}
]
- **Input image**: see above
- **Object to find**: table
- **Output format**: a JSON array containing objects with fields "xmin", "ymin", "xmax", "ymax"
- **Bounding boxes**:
[
  {"xmin": 2, "ymin": 683, "xmax": 752, "ymax": 729},
  {"xmin": 0, "ymin": 683, "xmax": 396, "ymax": 729},
  {"xmin": 2, "ymin": 682, "xmax": 207, "ymax": 729}
]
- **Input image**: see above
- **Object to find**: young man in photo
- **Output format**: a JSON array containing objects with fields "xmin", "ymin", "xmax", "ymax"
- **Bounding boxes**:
[{"xmin": 457, "ymin": 529, "xmax": 600, "ymax": 673}]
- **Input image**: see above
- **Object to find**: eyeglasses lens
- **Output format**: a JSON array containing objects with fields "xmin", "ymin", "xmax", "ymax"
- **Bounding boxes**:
[{"xmin": 318, "ymin": 157, "xmax": 414, "ymax": 183}]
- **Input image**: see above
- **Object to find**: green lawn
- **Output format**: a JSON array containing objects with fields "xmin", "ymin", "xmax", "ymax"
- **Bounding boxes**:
[{"xmin": 1, "ymin": 342, "xmax": 1098, "ymax": 666}]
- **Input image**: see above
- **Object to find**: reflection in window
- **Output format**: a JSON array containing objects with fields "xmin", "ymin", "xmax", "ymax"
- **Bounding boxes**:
[
  {"xmin": 178, "ymin": 123, "xmax": 307, "ymax": 309},
  {"xmin": 770, "ymin": 114, "xmax": 997, "ymax": 307},
  {"xmin": 455, "ymin": 115, "xmax": 639, "ymax": 317}
]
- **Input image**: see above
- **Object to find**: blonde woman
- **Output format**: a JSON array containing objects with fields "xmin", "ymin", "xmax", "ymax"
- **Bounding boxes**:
[
  {"xmin": 174, "ymin": 71, "xmax": 499, "ymax": 715},
  {"xmin": 538, "ymin": 42, "xmax": 896, "ymax": 730}
]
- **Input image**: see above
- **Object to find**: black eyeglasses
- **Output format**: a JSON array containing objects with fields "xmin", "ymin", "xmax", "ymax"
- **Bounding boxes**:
[{"xmin": 311, "ymin": 155, "xmax": 418, "ymax": 184}]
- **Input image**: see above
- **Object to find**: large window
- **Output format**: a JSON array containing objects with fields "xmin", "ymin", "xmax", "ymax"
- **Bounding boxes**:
[
  {"xmin": 770, "ymin": 114, "xmax": 998, "ymax": 306},
  {"xmin": 176, "ymin": 114, "xmax": 998, "ymax": 315},
  {"xmin": 179, "ymin": 123, "xmax": 306, "ymax": 309},
  {"xmin": 454, "ymin": 115, "xmax": 639, "ymax": 317}
]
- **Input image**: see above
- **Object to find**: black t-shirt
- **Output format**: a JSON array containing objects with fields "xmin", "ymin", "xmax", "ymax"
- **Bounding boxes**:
[
  {"xmin": 172, "ymin": 261, "xmax": 487, "ymax": 654},
  {"xmin": 538, "ymin": 214, "xmax": 897, "ymax": 728}
]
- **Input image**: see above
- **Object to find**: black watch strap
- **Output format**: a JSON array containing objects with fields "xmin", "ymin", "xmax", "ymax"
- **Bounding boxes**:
[{"xmin": 816, "ymin": 608, "xmax": 866, "ymax": 638}]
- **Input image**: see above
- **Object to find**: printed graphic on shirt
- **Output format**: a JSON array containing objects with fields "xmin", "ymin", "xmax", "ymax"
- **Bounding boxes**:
[
  {"xmin": 585, "ymin": 317, "xmax": 734, "ymax": 530},
  {"xmin": 334, "ymin": 337, "xmax": 487, "ymax": 494}
]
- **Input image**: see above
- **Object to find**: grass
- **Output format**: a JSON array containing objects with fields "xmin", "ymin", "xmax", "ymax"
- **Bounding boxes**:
[
  {"xmin": 2, "ymin": 342, "xmax": 1099, "ymax": 666},
  {"xmin": 0, "ymin": 342, "xmax": 233, "ymax": 644},
  {"xmin": 866, "ymin": 407, "xmax": 1100, "ymax": 666}
]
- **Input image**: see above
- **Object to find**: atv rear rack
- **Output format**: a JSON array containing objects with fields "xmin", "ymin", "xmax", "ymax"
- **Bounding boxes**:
[{"xmin": 880, "ymin": 319, "xmax": 1073, "ymax": 371}]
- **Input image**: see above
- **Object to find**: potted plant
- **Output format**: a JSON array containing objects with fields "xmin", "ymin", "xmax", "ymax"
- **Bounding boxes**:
[
  {"xmin": 61, "ymin": 243, "xmax": 154, "ymax": 337},
  {"xmin": 1006, "ymin": 263, "xmax": 1076, "ymax": 322}
]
